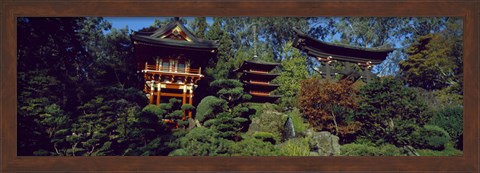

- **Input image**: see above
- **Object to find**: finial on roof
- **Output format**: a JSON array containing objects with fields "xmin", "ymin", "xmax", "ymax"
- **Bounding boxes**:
[
  {"xmin": 253, "ymin": 24, "xmax": 257, "ymax": 60},
  {"xmin": 174, "ymin": 17, "xmax": 180, "ymax": 21}
]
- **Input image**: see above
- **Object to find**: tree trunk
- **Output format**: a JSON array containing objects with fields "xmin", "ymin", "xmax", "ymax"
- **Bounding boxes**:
[{"xmin": 331, "ymin": 111, "xmax": 339, "ymax": 136}]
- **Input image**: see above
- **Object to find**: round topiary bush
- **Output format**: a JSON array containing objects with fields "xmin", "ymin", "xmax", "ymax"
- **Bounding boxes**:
[
  {"xmin": 195, "ymin": 96, "xmax": 227, "ymax": 123},
  {"xmin": 413, "ymin": 125, "xmax": 450, "ymax": 150},
  {"xmin": 428, "ymin": 105, "xmax": 463, "ymax": 150}
]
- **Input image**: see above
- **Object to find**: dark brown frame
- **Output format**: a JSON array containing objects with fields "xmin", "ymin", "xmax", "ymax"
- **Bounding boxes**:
[{"xmin": 1, "ymin": 0, "xmax": 478, "ymax": 172}]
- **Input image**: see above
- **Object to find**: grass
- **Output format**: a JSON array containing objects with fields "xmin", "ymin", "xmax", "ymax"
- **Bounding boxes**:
[
  {"xmin": 417, "ymin": 142, "xmax": 463, "ymax": 156},
  {"xmin": 287, "ymin": 108, "xmax": 308, "ymax": 133}
]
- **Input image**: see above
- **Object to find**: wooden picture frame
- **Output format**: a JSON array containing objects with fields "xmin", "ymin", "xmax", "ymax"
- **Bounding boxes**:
[{"xmin": 1, "ymin": 0, "xmax": 478, "ymax": 172}]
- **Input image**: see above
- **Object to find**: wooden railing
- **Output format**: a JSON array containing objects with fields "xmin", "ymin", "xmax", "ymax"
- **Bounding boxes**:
[
  {"xmin": 250, "ymin": 91, "xmax": 271, "ymax": 96},
  {"xmin": 249, "ymin": 69, "xmax": 269, "ymax": 74},
  {"xmin": 144, "ymin": 64, "xmax": 201, "ymax": 74},
  {"xmin": 249, "ymin": 80, "xmax": 269, "ymax": 85}
]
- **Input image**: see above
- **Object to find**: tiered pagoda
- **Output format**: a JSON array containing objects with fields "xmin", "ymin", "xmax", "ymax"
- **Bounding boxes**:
[
  {"xmin": 292, "ymin": 28, "xmax": 395, "ymax": 82},
  {"xmin": 236, "ymin": 60, "xmax": 281, "ymax": 103},
  {"xmin": 131, "ymin": 18, "xmax": 218, "ymax": 118}
]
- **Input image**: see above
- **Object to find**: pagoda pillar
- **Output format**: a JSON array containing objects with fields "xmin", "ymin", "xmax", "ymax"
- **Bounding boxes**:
[
  {"xmin": 149, "ymin": 80, "xmax": 154, "ymax": 104},
  {"xmin": 156, "ymin": 83, "xmax": 161, "ymax": 105},
  {"xmin": 188, "ymin": 87, "xmax": 193, "ymax": 118},
  {"xmin": 182, "ymin": 85, "xmax": 187, "ymax": 105}
]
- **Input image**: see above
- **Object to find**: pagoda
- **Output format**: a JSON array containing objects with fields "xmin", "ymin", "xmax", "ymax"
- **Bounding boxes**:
[
  {"xmin": 292, "ymin": 27, "xmax": 395, "ymax": 82},
  {"xmin": 131, "ymin": 18, "xmax": 218, "ymax": 118},
  {"xmin": 236, "ymin": 60, "xmax": 281, "ymax": 103}
]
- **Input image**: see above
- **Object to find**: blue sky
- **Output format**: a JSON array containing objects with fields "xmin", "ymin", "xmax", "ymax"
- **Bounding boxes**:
[
  {"xmin": 104, "ymin": 17, "xmax": 158, "ymax": 31},
  {"xmin": 104, "ymin": 17, "xmax": 213, "ymax": 32}
]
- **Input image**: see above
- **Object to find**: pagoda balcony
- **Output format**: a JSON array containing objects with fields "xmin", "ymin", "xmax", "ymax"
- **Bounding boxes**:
[
  {"xmin": 248, "ymin": 69, "xmax": 269, "ymax": 74},
  {"xmin": 249, "ymin": 80, "xmax": 270, "ymax": 85},
  {"xmin": 142, "ymin": 64, "xmax": 202, "ymax": 77},
  {"xmin": 249, "ymin": 91, "xmax": 271, "ymax": 96}
]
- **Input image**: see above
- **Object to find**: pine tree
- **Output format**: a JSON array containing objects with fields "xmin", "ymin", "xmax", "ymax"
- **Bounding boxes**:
[{"xmin": 196, "ymin": 79, "xmax": 254, "ymax": 140}]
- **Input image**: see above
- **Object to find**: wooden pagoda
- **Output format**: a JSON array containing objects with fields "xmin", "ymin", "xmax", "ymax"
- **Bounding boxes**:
[
  {"xmin": 131, "ymin": 18, "xmax": 218, "ymax": 118},
  {"xmin": 236, "ymin": 60, "xmax": 281, "ymax": 103},
  {"xmin": 292, "ymin": 28, "xmax": 395, "ymax": 82}
]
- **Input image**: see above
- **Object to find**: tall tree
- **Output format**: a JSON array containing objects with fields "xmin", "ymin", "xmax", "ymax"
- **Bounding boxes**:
[
  {"xmin": 298, "ymin": 78, "xmax": 361, "ymax": 142},
  {"xmin": 189, "ymin": 17, "xmax": 208, "ymax": 39},
  {"xmin": 399, "ymin": 33, "xmax": 460, "ymax": 91},
  {"xmin": 17, "ymin": 17, "xmax": 88, "ymax": 155},
  {"xmin": 355, "ymin": 77, "xmax": 429, "ymax": 147},
  {"xmin": 272, "ymin": 41, "xmax": 309, "ymax": 109},
  {"xmin": 196, "ymin": 79, "xmax": 255, "ymax": 141}
]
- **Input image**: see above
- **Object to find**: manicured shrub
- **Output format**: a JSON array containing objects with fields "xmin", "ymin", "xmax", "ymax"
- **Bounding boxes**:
[
  {"xmin": 428, "ymin": 105, "xmax": 463, "ymax": 150},
  {"xmin": 172, "ymin": 127, "xmax": 232, "ymax": 156},
  {"xmin": 195, "ymin": 96, "xmax": 227, "ymax": 123},
  {"xmin": 228, "ymin": 136, "xmax": 281, "ymax": 156},
  {"xmin": 412, "ymin": 125, "xmax": 450, "ymax": 150},
  {"xmin": 278, "ymin": 137, "xmax": 310, "ymax": 156},
  {"xmin": 252, "ymin": 132, "xmax": 278, "ymax": 144},
  {"xmin": 247, "ymin": 103, "xmax": 286, "ymax": 142},
  {"xmin": 340, "ymin": 142, "xmax": 402, "ymax": 156},
  {"xmin": 417, "ymin": 142, "xmax": 463, "ymax": 156},
  {"xmin": 355, "ymin": 77, "xmax": 428, "ymax": 147}
]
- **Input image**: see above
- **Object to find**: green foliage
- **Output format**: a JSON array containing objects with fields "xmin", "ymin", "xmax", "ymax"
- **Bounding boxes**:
[
  {"xmin": 400, "ymin": 33, "xmax": 462, "ymax": 91},
  {"xmin": 204, "ymin": 18, "xmax": 236, "ymax": 80},
  {"xmin": 286, "ymin": 108, "xmax": 308, "ymax": 134},
  {"xmin": 172, "ymin": 127, "xmax": 232, "ymax": 156},
  {"xmin": 272, "ymin": 42, "xmax": 309, "ymax": 109},
  {"xmin": 278, "ymin": 138, "xmax": 311, "ymax": 156},
  {"xmin": 247, "ymin": 103, "xmax": 286, "ymax": 142},
  {"xmin": 189, "ymin": 17, "xmax": 208, "ymax": 38},
  {"xmin": 228, "ymin": 136, "xmax": 281, "ymax": 156},
  {"xmin": 124, "ymin": 99, "xmax": 190, "ymax": 156},
  {"xmin": 142, "ymin": 105, "xmax": 165, "ymax": 117},
  {"xmin": 197, "ymin": 79, "xmax": 255, "ymax": 140},
  {"xmin": 209, "ymin": 79, "xmax": 251, "ymax": 106},
  {"xmin": 355, "ymin": 77, "xmax": 429, "ymax": 147},
  {"xmin": 428, "ymin": 105, "xmax": 463, "ymax": 149},
  {"xmin": 252, "ymin": 132, "xmax": 277, "ymax": 144},
  {"xmin": 340, "ymin": 141, "xmax": 403, "ymax": 156},
  {"xmin": 17, "ymin": 17, "xmax": 464, "ymax": 156},
  {"xmin": 417, "ymin": 142, "xmax": 463, "ymax": 156},
  {"xmin": 196, "ymin": 96, "xmax": 227, "ymax": 123},
  {"xmin": 412, "ymin": 125, "xmax": 450, "ymax": 150}
]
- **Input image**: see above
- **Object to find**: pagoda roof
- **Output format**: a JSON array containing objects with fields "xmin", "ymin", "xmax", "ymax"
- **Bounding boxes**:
[
  {"xmin": 131, "ymin": 18, "xmax": 218, "ymax": 51},
  {"xmin": 243, "ymin": 82, "xmax": 280, "ymax": 91},
  {"xmin": 234, "ymin": 60, "xmax": 280, "ymax": 72},
  {"xmin": 240, "ymin": 71, "xmax": 280, "ymax": 81},
  {"xmin": 249, "ymin": 94, "xmax": 281, "ymax": 103},
  {"xmin": 292, "ymin": 28, "xmax": 395, "ymax": 64}
]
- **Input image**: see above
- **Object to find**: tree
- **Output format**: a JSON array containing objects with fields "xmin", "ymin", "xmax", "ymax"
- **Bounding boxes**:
[
  {"xmin": 189, "ymin": 17, "xmax": 208, "ymax": 39},
  {"xmin": 272, "ymin": 41, "xmax": 309, "ymax": 109},
  {"xmin": 169, "ymin": 127, "xmax": 232, "ymax": 156},
  {"xmin": 399, "ymin": 33, "xmax": 461, "ymax": 91},
  {"xmin": 204, "ymin": 18, "xmax": 236, "ymax": 80},
  {"xmin": 355, "ymin": 77, "xmax": 429, "ymax": 147},
  {"xmin": 17, "ymin": 17, "xmax": 90, "ymax": 155},
  {"xmin": 228, "ymin": 135, "xmax": 281, "ymax": 156},
  {"xmin": 298, "ymin": 78, "xmax": 361, "ymax": 142},
  {"xmin": 196, "ymin": 79, "xmax": 255, "ymax": 140}
]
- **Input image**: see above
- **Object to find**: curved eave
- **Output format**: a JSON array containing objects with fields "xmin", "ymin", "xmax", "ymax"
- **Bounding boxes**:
[
  {"xmin": 131, "ymin": 34, "xmax": 218, "ymax": 51},
  {"xmin": 235, "ymin": 60, "xmax": 280, "ymax": 72},
  {"xmin": 293, "ymin": 28, "xmax": 395, "ymax": 64},
  {"xmin": 244, "ymin": 83, "xmax": 280, "ymax": 91},
  {"xmin": 243, "ymin": 71, "xmax": 279, "ymax": 76},
  {"xmin": 240, "ymin": 72, "xmax": 279, "ymax": 81},
  {"xmin": 251, "ymin": 94, "xmax": 282, "ymax": 98}
]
